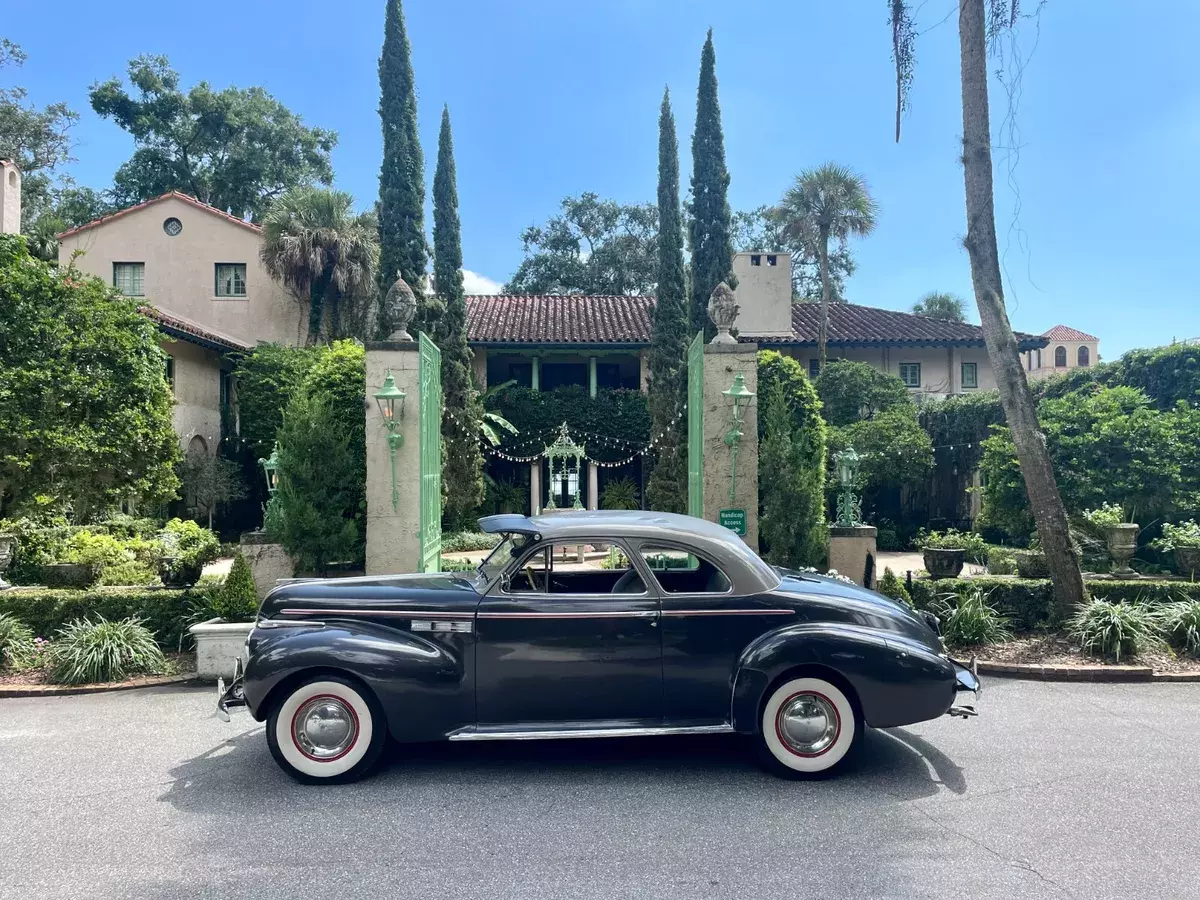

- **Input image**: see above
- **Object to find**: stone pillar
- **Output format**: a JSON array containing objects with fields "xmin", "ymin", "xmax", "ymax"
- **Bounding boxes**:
[
  {"xmin": 702, "ymin": 343, "xmax": 759, "ymax": 550},
  {"xmin": 365, "ymin": 342, "xmax": 423, "ymax": 575},
  {"xmin": 587, "ymin": 462, "xmax": 598, "ymax": 510},
  {"xmin": 828, "ymin": 526, "xmax": 878, "ymax": 589},
  {"xmin": 639, "ymin": 352, "xmax": 649, "ymax": 392},
  {"xmin": 530, "ymin": 462, "xmax": 542, "ymax": 515},
  {"xmin": 239, "ymin": 532, "xmax": 296, "ymax": 601}
]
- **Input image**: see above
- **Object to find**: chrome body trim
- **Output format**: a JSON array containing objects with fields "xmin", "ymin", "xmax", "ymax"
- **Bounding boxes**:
[
  {"xmin": 477, "ymin": 610, "xmax": 658, "ymax": 620},
  {"xmin": 447, "ymin": 723, "xmax": 734, "ymax": 742},
  {"xmin": 660, "ymin": 608, "xmax": 795, "ymax": 617},
  {"xmin": 277, "ymin": 608, "xmax": 474, "ymax": 620}
]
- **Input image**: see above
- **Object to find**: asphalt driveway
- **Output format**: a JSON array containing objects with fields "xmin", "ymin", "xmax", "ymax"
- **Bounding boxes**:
[{"xmin": 1, "ymin": 678, "xmax": 1197, "ymax": 900}]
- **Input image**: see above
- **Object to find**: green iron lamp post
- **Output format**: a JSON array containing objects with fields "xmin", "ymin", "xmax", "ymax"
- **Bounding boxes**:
[
  {"xmin": 258, "ymin": 442, "xmax": 281, "ymax": 531},
  {"xmin": 374, "ymin": 370, "xmax": 408, "ymax": 511},
  {"xmin": 722, "ymin": 372, "xmax": 755, "ymax": 506},
  {"xmin": 833, "ymin": 446, "xmax": 862, "ymax": 527}
]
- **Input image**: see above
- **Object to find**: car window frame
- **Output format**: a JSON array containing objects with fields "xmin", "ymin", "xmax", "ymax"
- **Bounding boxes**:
[
  {"xmin": 629, "ymin": 539, "xmax": 736, "ymax": 598},
  {"xmin": 497, "ymin": 538, "xmax": 654, "ymax": 600}
]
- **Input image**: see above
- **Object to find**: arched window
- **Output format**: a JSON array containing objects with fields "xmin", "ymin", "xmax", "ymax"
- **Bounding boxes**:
[
  {"xmin": 1077, "ymin": 346, "xmax": 1090, "ymax": 367},
  {"xmin": 1054, "ymin": 346, "xmax": 1067, "ymax": 367}
]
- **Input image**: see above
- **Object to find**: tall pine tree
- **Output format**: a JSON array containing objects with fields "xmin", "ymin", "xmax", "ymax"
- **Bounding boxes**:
[
  {"xmin": 645, "ymin": 88, "xmax": 689, "ymax": 513},
  {"xmin": 377, "ymin": 0, "xmax": 428, "ymax": 337},
  {"xmin": 688, "ymin": 29, "xmax": 735, "ymax": 341},
  {"xmin": 432, "ymin": 105, "xmax": 485, "ymax": 522}
]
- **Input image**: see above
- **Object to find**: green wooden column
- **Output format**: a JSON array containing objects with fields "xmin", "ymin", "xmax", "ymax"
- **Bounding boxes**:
[{"xmin": 588, "ymin": 357, "xmax": 597, "ymax": 398}]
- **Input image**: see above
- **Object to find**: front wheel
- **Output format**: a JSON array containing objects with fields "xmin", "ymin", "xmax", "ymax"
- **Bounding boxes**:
[
  {"xmin": 266, "ymin": 676, "xmax": 386, "ymax": 784},
  {"xmin": 757, "ymin": 676, "xmax": 860, "ymax": 778}
]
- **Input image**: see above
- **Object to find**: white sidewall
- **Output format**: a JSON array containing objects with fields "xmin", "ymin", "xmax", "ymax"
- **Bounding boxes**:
[
  {"xmin": 274, "ymin": 680, "xmax": 375, "ymax": 779},
  {"xmin": 761, "ymin": 677, "xmax": 856, "ymax": 773}
]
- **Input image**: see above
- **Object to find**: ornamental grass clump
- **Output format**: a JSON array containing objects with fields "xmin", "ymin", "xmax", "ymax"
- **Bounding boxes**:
[
  {"xmin": 1159, "ymin": 600, "xmax": 1200, "ymax": 655},
  {"xmin": 1068, "ymin": 600, "xmax": 1163, "ymax": 662},
  {"xmin": 0, "ymin": 613, "xmax": 37, "ymax": 669},
  {"xmin": 936, "ymin": 589, "xmax": 1011, "ymax": 647},
  {"xmin": 48, "ymin": 617, "xmax": 167, "ymax": 685}
]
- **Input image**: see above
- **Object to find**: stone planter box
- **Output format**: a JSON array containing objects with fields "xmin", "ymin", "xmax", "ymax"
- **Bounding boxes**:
[
  {"xmin": 189, "ymin": 617, "xmax": 254, "ymax": 681},
  {"xmin": 41, "ymin": 562, "xmax": 100, "ymax": 589},
  {"xmin": 1014, "ymin": 550, "xmax": 1050, "ymax": 579},
  {"xmin": 1174, "ymin": 547, "xmax": 1200, "ymax": 578},
  {"xmin": 922, "ymin": 548, "xmax": 965, "ymax": 580}
]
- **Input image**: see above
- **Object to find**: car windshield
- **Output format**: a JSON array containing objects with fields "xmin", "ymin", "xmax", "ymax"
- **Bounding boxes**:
[{"xmin": 475, "ymin": 533, "xmax": 529, "ymax": 586}]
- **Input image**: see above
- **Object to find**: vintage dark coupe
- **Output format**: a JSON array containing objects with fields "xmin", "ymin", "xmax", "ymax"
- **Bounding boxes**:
[{"xmin": 216, "ymin": 511, "xmax": 980, "ymax": 783}]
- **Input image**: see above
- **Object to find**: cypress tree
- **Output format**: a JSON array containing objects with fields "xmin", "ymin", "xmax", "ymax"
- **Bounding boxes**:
[
  {"xmin": 646, "ymin": 88, "xmax": 689, "ymax": 513},
  {"xmin": 688, "ymin": 28, "xmax": 735, "ymax": 341},
  {"xmin": 377, "ymin": 0, "xmax": 428, "ymax": 337},
  {"xmin": 432, "ymin": 105, "xmax": 485, "ymax": 522}
]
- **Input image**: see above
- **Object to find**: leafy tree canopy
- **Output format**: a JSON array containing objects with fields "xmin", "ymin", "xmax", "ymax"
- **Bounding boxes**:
[
  {"xmin": 505, "ymin": 193, "xmax": 658, "ymax": 295},
  {"xmin": 0, "ymin": 234, "xmax": 180, "ymax": 520},
  {"xmin": 816, "ymin": 359, "xmax": 913, "ymax": 426},
  {"xmin": 90, "ymin": 55, "xmax": 336, "ymax": 221},
  {"xmin": 912, "ymin": 291, "xmax": 968, "ymax": 322}
]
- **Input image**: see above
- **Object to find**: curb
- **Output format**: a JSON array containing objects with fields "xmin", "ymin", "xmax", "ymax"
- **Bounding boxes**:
[
  {"xmin": 977, "ymin": 660, "xmax": 1200, "ymax": 683},
  {"xmin": 0, "ymin": 673, "xmax": 201, "ymax": 699}
]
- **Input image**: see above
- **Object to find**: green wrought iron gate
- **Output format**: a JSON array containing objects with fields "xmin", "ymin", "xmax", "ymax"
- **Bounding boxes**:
[
  {"xmin": 418, "ymin": 333, "xmax": 442, "ymax": 573},
  {"xmin": 687, "ymin": 330, "xmax": 704, "ymax": 518}
]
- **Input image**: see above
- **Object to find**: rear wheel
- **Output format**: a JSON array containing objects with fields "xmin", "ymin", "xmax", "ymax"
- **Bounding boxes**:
[
  {"xmin": 266, "ymin": 676, "xmax": 386, "ymax": 784},
  {"xmin": 757, "ymin": 676, "xmax": 860, "ymax": 778}
]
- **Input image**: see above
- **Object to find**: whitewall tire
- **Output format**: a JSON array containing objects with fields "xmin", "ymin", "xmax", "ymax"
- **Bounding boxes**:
[
  {"xmin": 266, "ymin": 676, "xmax": 386, "ymax": 784},
  {"xmin": 758, "ymin": 676, "xmax": 859, "ymax": 777}
]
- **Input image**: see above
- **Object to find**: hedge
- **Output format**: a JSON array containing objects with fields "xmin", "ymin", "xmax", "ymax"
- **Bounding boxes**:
[
  {"xmin": 485, "ymin": 385, "xmax": 650, "ymax": 463},
  {"xmin": 0, "ymin": 585, "xmax": 220, "ymax": 651},
  {"xmin": 910, "ymin": 576, "xmax": 1200, "ymax": 630}
]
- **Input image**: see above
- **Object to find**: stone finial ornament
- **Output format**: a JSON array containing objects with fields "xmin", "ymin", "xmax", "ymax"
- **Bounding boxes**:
[
  {"xmin": 384, "ymin": 272, "xmax": 417, "ymax": 341},
  {"xmin": 707, "ymin": 281, "xmax": 739, "ymax": 344}
]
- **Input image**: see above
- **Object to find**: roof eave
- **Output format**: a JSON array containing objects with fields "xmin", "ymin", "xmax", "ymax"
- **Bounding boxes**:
[{"xmin": 469, "ymin": 340, "xmax": 649, "ymax": 350}]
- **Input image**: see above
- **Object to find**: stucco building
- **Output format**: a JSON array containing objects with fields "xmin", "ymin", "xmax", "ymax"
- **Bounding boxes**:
[{"xmin": 1022, "ymin": 325, "xmax": 1100, "ymax": 380}]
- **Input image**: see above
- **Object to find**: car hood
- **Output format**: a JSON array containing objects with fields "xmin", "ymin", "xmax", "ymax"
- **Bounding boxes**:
[
  {"xmin": 773, "ymin": 569, "xmax": 943, "ymax": 652},
  {"xmin": 260, "ymin": 571, "xmax": 479, "ymax": 619}
]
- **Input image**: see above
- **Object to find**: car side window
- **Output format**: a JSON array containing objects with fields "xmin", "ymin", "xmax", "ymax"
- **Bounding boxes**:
[
  {"xmin": 638, "ymin": 545, "xmax": 731, "ymax": 595},
  {"xmin": 503, "ymin": 541, "xmax": 646, "ymax": 596}
]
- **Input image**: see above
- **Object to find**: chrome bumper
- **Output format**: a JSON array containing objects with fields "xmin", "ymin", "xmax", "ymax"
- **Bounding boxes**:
[
  {"xmin": 948, "ymin": 656, "xmax": 981, "ymax": 718},
  {"xmin": 215, "ymin": 656, "xmax": 247, "ymax": 723}
]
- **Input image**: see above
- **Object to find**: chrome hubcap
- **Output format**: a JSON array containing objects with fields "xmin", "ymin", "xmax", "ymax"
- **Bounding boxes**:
[
  {"xmin": 292, "ymin": 697, "xmax": 358, "ymax": 760},
  {"xmin": 778, "ymin": 692, "xmax": 839, "ymax": 756}
]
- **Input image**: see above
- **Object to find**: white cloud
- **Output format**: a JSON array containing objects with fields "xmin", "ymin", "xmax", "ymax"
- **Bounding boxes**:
[{"xmin": 462, "ymin": 269, "xmax": 504, "ymax": 294}]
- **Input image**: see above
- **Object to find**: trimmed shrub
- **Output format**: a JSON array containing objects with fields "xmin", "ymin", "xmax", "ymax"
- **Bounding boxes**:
[
  {"xmin": 0, "ymin": 587, "xmax": 207, "ymax": 650},
  {"xmin": 440, "ymin": 557, "xmax": 476, "ymax": 573},
  {"xmin": 211, "ymin": 553, "xmax": 258, "ymax": 622},
  {"xmin": 1160, "ymin": 600, "xmax": 1200, "ymax": 655},
  {"xmin": 160, "ymin": 519, "xmax": 221, "ymax": 585},
  {"xmin": 1068, "ymin": 600, "xmax": 1163, "ymax": 662},
  {"xmin": 986, "ymin": 546, "xmax": 1017, "ymax": 575},
  {"xmin": 441, "ymin": 531, "xmax": 501, "ymax": 554},
  {"xmin": 877, "ymin": 568, "xmax": 912, "ymax": 607},
  {"xmin": 60, "ymin": 530, "xmax": 160, "ymax": 586},
  {"xmin": 0, "ymin": 613, "xmax": 37, "ymax": 668},
  {"xmin": 48, "ymin": 617, "xmax": 167, "ymax": 685}
]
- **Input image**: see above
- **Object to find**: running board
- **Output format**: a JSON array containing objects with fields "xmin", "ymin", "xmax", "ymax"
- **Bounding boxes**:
[{"xmin": 447, "ymin": 723, "xmax": 734, "ymax": 742}]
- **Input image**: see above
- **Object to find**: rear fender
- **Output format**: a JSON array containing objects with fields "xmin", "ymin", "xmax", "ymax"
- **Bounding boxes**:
[
  {"xmin": 731, "ymin": 622, "xmax": 954, "ymax": 731},
  {"xmin": 244, "ymin": 620, "xmax": 470, "ymax": 741}
]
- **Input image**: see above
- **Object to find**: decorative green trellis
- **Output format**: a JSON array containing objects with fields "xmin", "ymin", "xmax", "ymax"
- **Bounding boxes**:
[{"xmin": 543, "ymin": 422, "xmax": 586, "ymax": 511}]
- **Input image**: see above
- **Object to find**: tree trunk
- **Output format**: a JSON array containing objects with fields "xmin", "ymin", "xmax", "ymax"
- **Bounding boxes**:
[
  {"xmin": 306, "ymin": 270, "xmax": 333, "ymax": 347},
  {"xmin": 958, "ymin": 0, "xmax": 1085, "ymax": 616},
  {"xmin": 818, "ymin": 226, "xmax": 831, "ymax": 372}
]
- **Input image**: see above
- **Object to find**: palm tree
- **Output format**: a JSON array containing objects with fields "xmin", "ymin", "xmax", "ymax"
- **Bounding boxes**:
[
  {"xmin": 260, "ymin": 186, "xmax": 379, "ymax": 345},
  {"xmin": 775, "ymin": 164, "xmax": 878, "ymax": 371},
  {"xmin": 913, "ymin": 291, "xmax": 967, "ymax": 322}
]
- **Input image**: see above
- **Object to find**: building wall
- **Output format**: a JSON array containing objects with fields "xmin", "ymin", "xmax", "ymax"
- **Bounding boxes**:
[
  {"xmin": 1024, "ymin": 339, "xmax": 1099, "ymax": 381},
  {"xmin": 1, "ymin": 161, "xmax": 20, "ymax": 235},
  {"xmin": 58, "ymin": 196, "xmax": 307, "ymax": 347},
  {"xmin": 164, "ymin": 339, "xmax": 223, "ymax": 454},
  {"xmin": 778, "ymin": 344, "xmax": 998, "ymax": 397}
]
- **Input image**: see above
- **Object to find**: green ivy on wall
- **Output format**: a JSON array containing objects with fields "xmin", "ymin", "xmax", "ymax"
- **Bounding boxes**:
[{"xmin": 484, "ymin": 385, "xmax": 651, "ymax": 463}]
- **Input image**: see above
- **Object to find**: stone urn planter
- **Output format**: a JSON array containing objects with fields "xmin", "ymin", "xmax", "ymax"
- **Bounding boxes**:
[
  {"xmin": 1014, "ymin": 550, "xmax": 1050, "ymax": 580},
  {"xmin": 0, "ymin": 533, "xmax": 14, "ymax": 589},
  {"xmin": 922, "ymin": 548, "xmax": 965, "ymax": 580},
  {"xmin": 1174, "ymin": 547, "xmax": 1200, "ymax": 579},
  {"xmin": 41, "ymin": 562, "xmax": 100, "ymax": 589},
  {"xmin": 189, "ymin": 618, "xmax": 254, "ymax": 681},
  {"xmin": 1105, "ymin": 523, "xmax": 1139, "ymax": 577}
]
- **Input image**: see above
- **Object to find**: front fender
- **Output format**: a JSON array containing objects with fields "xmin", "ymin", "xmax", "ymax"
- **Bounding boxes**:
[
  {"xmin": 731, "ymin": 623, "xmax": 957, "ymax": 732},
  {"xmin": 243, "ymin": 620, "xmax": 470, "ymax": 741}
]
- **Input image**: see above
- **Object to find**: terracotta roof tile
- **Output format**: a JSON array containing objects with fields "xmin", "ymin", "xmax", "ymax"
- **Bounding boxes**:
[
  {"xmin": 57, "ymin": 192, "xmax": 261, "ymax": 239},
  {"xmin": 139, "ymin": 306, "xmax": 253, "ymax": 353},
  {"xmin": 772, "ymin": 303, "xmax": 1046, "ymax": 349},
  {"xmin": 1042, "ymin": 324, "xmax": 1099, "ymax": 342},
  {"xmin": 465, "ymin": 295, "xmax": 653, "ymax": 344}
]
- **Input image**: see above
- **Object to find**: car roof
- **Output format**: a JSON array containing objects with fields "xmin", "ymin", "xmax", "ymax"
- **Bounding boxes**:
[{"xmin": 477, "ymin": 510, "xmax": 781, "ymax": 594}]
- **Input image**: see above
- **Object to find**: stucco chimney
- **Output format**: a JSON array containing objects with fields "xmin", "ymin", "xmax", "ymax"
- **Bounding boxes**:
[
  {"xmin": 0, "ymin": 160, "xmax": 20, "ymax": 235},
  {"xmin": 732, "ymin": 251, "xmax": 792, "ymax": 337}
]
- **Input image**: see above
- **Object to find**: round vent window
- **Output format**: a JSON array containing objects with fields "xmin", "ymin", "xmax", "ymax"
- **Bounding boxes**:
[{"xmin": 163, "ymin": 217, "xmax": 183, "ymax": 236}]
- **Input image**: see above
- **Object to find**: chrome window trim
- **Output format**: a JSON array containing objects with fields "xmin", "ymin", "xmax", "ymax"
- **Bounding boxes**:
[{"xmin": 629, "ymin": 539, "xmax": 736, "ymax": 598}]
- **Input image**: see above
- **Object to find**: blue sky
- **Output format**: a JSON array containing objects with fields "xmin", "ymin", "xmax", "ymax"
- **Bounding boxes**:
[{"xmin": 7, "ymin": 1, "xmax": 1199, "ymax": 357}]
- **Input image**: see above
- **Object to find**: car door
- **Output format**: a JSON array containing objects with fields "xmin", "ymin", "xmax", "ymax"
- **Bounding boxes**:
[{"xmin": 474, "ymin": 540, "xmax": 664, "ymax": 725}]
